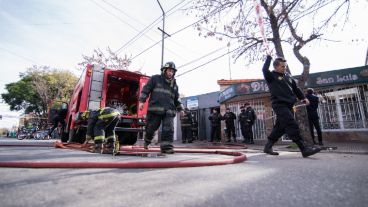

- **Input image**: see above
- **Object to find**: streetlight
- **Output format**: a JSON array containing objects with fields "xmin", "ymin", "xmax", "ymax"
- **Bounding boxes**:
[{"xmin": 157, "ymin": 0, "xmax": 171, "ymax": 67}]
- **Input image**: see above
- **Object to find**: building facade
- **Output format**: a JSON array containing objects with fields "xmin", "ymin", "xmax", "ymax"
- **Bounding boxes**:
[
  {"xmin": 179, "ymin": 91, "xmax": 220, "ymax": 141},
  {"xmin": 218, "ymin": 65, "xmax": 368, "ymax": 142}
]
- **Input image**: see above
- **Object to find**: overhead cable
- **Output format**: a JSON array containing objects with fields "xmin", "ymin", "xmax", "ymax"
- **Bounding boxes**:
[
  {"xmin": 111, "ymin": 0, "xmax": 189, "ymax": 54},
  {"xmin": 176, "ymin": 46, "xmax": 242, "ymax": 78}
]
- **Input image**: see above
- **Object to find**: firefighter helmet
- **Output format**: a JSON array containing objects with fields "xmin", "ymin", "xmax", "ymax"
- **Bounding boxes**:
[
  {"xmin": 75, "ymin": 111, "xmax": 89, "ymax": 122},
  {"xmin": 161, "ymin": 61, "xmax": 177, "ymax": 72}
]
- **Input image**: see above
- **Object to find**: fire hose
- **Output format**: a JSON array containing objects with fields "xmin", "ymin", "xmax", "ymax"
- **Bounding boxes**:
[{"xmin": 0, "ymin": 141, "xmax": 247, "ymax": 168}]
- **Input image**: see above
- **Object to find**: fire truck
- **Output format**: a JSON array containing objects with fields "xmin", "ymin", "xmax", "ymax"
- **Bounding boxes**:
[{"xmin": 64, "ymin": 64, "xmax": 150, "ymax": 145}]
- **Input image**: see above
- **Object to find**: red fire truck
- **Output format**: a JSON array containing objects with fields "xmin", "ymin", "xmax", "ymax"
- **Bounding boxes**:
[{"xmin": 64, "ymin": 64, "xmax": 150, "ymax": 145}]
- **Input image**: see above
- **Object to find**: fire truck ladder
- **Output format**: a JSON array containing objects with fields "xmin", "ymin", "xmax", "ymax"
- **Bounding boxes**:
[{"xmin": 87, "ymin": 65, "xmax": 105, "ymax": 110}]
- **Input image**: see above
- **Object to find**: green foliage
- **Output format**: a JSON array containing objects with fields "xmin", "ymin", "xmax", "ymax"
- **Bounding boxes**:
[
  {"xmin": 1, "ymin": 76, "xmax": 41, "ymax": 113},
  {"xmin": 1, "ymin": 66, "xmax": 78, "ymax": 116}
]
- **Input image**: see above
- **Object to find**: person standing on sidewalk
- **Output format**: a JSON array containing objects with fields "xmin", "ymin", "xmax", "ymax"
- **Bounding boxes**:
[
  {"xmin": 242, "ymin": 102, "xmax": 257, "ymax": 144},
  {"xmin": 262, "ymin": 55, "xmax": 321, "ymax": 158},
  {"xmin": 306, "ymin": 88, "xmax": 323, "ymax": 146},
  {"xmin": 223, "ymin": 108, "xmax": 237, "ymax": 142},
  {"xmin": 180, "ymin": 107, "xmax": 193, "ymax": 143},
  {"xmin": 139, "ymin": 61, "xmax": 184, "ymax": 154},
  {"xmin": 208, "ymin": 108, "xmax": 222, "ymax": 142}
]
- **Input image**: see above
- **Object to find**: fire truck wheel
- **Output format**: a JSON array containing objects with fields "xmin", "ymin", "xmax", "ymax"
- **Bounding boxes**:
[{"xmin": 117, "ymin": 132, "xmax": 138, "ymax": 145}]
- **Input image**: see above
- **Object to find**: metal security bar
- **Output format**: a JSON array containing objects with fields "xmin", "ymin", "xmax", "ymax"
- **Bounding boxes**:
[
  {"xmin": 317, "ymin": 84, "xmax": 368, "ymax": 131},
  {"xmin": 226, "ymin": 99, "xmax": 267, "ymax": 140},
  {"xmin": 224, "ymin": 84, "xmax": 368, "ymax": 141}
]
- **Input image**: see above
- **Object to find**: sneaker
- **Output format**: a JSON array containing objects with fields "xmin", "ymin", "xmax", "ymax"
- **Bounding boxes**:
[{"xmin": 161, "ymin": 148, "xmax": 174, "ymax": 154}]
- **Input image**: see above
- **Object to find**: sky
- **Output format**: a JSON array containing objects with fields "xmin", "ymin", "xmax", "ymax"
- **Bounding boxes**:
[{"xmin": 0, "ymin": 0, "xmax": 367, "ymax": 128}]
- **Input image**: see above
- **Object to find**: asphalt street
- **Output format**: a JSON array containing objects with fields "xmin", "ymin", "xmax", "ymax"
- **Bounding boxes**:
[{"xmin": 0, "ymin": 139, "xmax": 367, "ymax": 207}]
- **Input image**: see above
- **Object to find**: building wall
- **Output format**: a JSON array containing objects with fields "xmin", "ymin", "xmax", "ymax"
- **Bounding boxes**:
[
  {"xmin": 221, "ymin": 83, "xmax": 368, "ymax": 143},
  {"xmin": 179, "ymin": 91, "xmax": 220, "ymax": 141}
]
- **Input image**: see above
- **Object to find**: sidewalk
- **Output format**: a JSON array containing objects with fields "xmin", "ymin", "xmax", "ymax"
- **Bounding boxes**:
[
  {"xmin": 172, "ymin": 139, "xmax": 368, "ymax": 155},
  {"xmin": 3, "ymin": 136, "xmax": 367, "ymax": 155}
]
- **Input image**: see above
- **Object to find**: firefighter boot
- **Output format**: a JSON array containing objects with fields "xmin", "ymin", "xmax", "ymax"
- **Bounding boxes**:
[
  {"xmin": 144, "ymin": 141, "xmax": 149, "ymax": 150},
  {"xmin": 113, "ymin": 141, "xmax": 120, "ymax": 155},
  {"xmin": 161, "ymin": 148, "xmax": 174, "ymax": 154},
  {"xmin": 103, "ymin": 139, "xmax": 115, "ymax": 154},
  {"xmin": 294, "ymin": 139, "xmax": 321, "ymax": 158},
  {"xmin": 263, "ymin": 139, "xmax": 279, "ymax": 155},
  {"xmin": 93, "ymin": 142, "xmax": 103, "ymax": 153}
]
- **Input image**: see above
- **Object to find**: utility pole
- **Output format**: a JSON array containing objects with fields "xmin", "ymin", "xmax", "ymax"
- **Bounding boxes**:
[{"xmin": 157, "ymin": 0, "xmax": 171, "ymax": 67}]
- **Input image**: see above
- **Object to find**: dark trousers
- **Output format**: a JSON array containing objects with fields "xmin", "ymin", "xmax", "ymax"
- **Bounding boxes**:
[
  {"xmin": 308, "ymin": 118, "xmax": 322, "ymax": 143},
  {"xmin": 181, "ymin": 127, "xmax": 192, "ymax": 142},
  {"xmin": 268, "ymin": 106, "xmax": 302, "ymax": 142},
  {"xmin": 226, "ymin": 125, "xmax": 236, "ymax": 141},
  {"xmin": 210, "ymin": 126, "xmax": 221, "ymax": 142},
  {"xmin": 95, "ymin": 116, "xmax": 119, "ymax": 142},
  {"xmin": 244, "ymin": 124, "xmax": 254, "ymax": 143},
  {"xmin": 144, "ymin": 112, "xmax": 174, "ymax": 150},
  {"xmin": 90, "ymin": 116, "xmax": 120, "ymax": 143}
]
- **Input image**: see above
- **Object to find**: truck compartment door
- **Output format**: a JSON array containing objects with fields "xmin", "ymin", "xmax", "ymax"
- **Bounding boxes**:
[{"xmin": 88, "ymin": 65, "xmax": 105, "ymax": 110}]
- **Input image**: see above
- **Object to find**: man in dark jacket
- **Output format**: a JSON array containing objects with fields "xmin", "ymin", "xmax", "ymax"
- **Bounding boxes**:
[
  {"xmin": 208, "ymin": 108, "xmax": 222, "ymax": 142},
  {"xmin": 180, "ymin": 108, "xmax": 193, "ymax": 143},
  {"xmin": 262, "ymin": 55, "xmax": 320, "ymax": 158},
  {"xmin": 239, "ymin": 102, "xmax": 256, "ymax": 144},
  {"xmin": 306, "ymin": 88, "xmax": 323, "ymax": 146},
  {"xmin": 223, "ymin": 108, "xmax": 237, "ymax": 142},
  {"xmin": 139, "ymin": 61, "xmax": 184, "ymax": 154}
]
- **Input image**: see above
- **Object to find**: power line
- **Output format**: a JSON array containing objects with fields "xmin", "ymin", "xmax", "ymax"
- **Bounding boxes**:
[
  {"xmin": 113, "ymin": 0, "xmax": 190, "ymax": 54},
  {"xmin": 131, "ymin": 18, "xmax": 202, "ymax": 61},
  {"xmin": 177, "ymin": 44, "xmax": 230, "ymax": 69},
  {"xmin": 92, "ymin": 0, "xmax": 188, "ymax": 60},
  {"xmin": 0, "ymin": 47, "xmax": 39, "ymax": 64},
  {"xmin": 131, "ymin": 5, "xmax": 224, "ymax": 61},
  {"xmin": 89, "ymin": 0, "xmax": 158, "ymax": 43},
  {"xmin": 101, "ymin": 0, "xmax": 147, "ymax": 26},
  {"xmin": 176, "ymin": 46, "xmax": 242, "ymax": 78}
]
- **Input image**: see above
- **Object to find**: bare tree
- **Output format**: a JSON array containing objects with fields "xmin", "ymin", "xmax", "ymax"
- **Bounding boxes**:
[
  {"xmin": 188, "ymin": 0, "xmax": 354, "ymax": 143},
  {"xmin": 188, "ymin": 0, "xmax": 352, "ymax": 85},
  {"xmin": 78, "ymin": 47, "xmax": 132, "ymax": 71}
]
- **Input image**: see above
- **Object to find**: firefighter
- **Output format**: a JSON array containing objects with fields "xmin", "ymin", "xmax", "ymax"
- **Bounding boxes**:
[
  {"xmin": 180, "ymin": 108, "xmax": 193, "ymax": 143},
  {"xmin": 77, "ymin": 107, "xmax": 120, "ymax": 153},
  {"xmin": 138, "ymin": 61, "xmax": 184, "ymax": 154},
  {"xmin": 223, "ymin": 108, "xmax": 237, "ymax": 142},
  {"xmin": 262, "ymin": 55, "xmax": 320, "ymax": 158}
]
